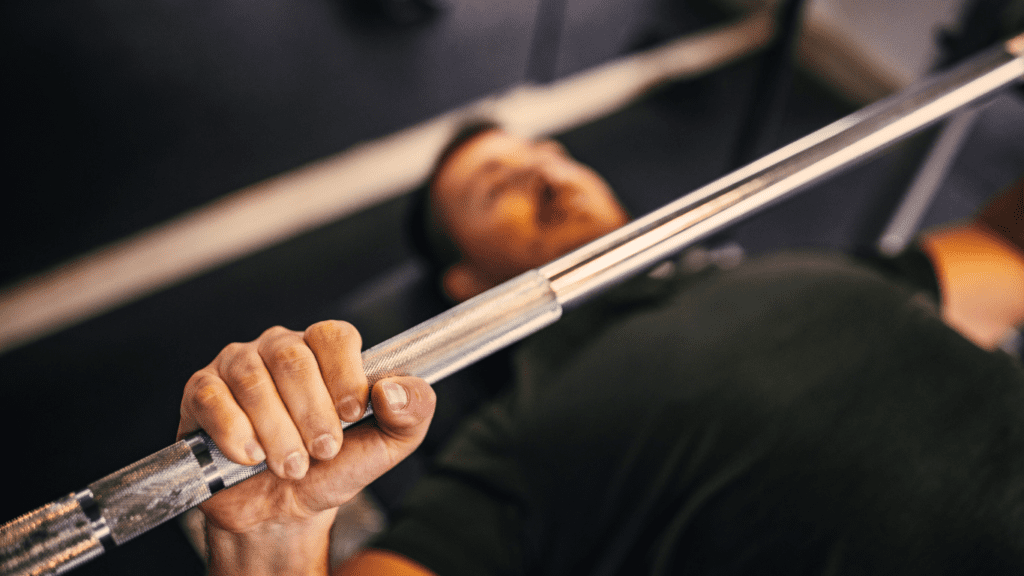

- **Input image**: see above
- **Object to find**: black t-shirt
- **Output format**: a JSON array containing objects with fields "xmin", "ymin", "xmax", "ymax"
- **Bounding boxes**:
[{"xmin": 373, "ymin": 251, "xmax": 1024, "ymax": 575}]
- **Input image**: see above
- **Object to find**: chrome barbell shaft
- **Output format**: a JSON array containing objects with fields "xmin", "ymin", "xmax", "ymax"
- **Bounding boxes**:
[{"xmin": 541, "ymin": 35, "xmax": 1024, "ymax": 305}]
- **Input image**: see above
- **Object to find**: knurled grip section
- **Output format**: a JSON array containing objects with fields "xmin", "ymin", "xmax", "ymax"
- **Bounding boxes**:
[
  {"xmin": 0, "ymin": 495, "xmax": 102, "ymax": 576},
  {"xmin": 361, "ymin": 270, "xmax": 562, "ymax": 385},
  {"xmin": 87, "ymin": 440, "xmax": 210, "ymax": 546}
]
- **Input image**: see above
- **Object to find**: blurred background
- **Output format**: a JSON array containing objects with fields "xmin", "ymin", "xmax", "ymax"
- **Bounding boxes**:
[{"xmin": 1, "ymin": 0, "xmax": 1022, "ymax": 574}]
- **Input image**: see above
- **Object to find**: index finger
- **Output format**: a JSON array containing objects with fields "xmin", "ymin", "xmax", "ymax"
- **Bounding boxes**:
[{"xmin": 303, "ymin": 320, "xmax": 369, "ymax": 422}]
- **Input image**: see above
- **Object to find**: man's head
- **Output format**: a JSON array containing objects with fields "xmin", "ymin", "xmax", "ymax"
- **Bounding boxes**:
[{"xmin": 410, "ymin": 122, "xmax": 629, "ymax": 302}]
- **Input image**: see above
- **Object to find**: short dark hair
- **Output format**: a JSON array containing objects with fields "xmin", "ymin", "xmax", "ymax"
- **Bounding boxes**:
[{"xmin": 405, "ymin": 120, "xmax": 501, "ymax": 277}]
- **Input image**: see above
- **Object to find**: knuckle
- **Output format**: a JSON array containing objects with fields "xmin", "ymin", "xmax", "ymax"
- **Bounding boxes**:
[
  {"xmin": 333, "ymin": 320, "xmax": 360, "ymax": 342},
  {"xmin": 305, "ymin": 320, "xmax": 360, "ymax": 349},
  {"xmin": 224, "ymin": 358, "xmax": 267, "ymax": 396},
  {"xmin": 220, "ymin": 341, "xmax": 248, "ymax": 359},
  {"xmin": 302, "ymin": 322, "xmax": 331, "ymax": 346},
  {"xmin": 260, "ymin": 325, "xmax": 292, "ymax": 340},
  {"xmin": 268, "ymin": 343, "xmax": 312, "ymax": 374},
  {"xmin": 190, "ymin": 374, "xmax": 223, "ymax": 412},
  {"xmin": 234, "ymin": 372, "xmax": 266, "ymax": 396}
]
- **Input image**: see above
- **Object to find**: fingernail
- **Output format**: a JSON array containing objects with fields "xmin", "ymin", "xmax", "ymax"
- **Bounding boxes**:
[
  {"xmin": 245, "ymin": 440, "xmax": 266, "ymax": 463},
  {"xmin": 338, "ymin": 396, "xmax": 363, "ymax": 422},
  {"xmin": 312, "ymin": 433, "xmax": 339, "ymax": 460},
  {"xmin": 284, "ymin": 451, "xmax": 307, "ymax": 480},
  {"xmin": 381, "ymin": 381, "xmax": 409, "ymax": 410}
]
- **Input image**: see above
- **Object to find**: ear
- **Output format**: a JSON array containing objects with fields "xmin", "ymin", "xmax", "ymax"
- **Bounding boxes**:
[{"xmin": 442, "ymin": 262, "xmax": 493, "ymax": 302}]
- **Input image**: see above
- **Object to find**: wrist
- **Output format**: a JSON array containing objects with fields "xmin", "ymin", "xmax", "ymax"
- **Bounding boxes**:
[{"xmin": 205, "ymin": 509, "xmax": 338, "ymax": 576}]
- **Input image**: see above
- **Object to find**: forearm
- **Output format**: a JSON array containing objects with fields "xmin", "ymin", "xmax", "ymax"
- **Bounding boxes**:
[
  {"xmin": 206, "ymin": 509, "xmax": 337, "ymax": 576},
  {"xmin": 921, "ymin": 177, "xmax": 1024, "ymax": 349}
]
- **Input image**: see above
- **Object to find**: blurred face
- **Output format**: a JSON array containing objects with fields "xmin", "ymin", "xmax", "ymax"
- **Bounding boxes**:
[{"xmin": 432, "ymin": 129, "xmax": 629, "ymax": 298}]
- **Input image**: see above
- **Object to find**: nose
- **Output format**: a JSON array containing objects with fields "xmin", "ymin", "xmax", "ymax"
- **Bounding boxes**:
[
  {"xmin": 536, "ymin": 177, "xmax": 569, "ymax": 226},
  {"xmin": 539, "ymin": 155, "xmax": 577, "ymax": 186},
  {"xmin": 531, "ymin": 153, "xmax": 591, "ymax": 223},
  {"xmin": 540, "ymin": 159, "xmax": 588, "ymax": 206}
]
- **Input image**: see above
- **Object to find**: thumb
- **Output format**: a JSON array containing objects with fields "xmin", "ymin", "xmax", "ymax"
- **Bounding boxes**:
[
  {"xmin": 369, "ymin": 377, "xmax": 437, "ymax": 443},
  {"xmin": 303, "ymin": 376, "xmax": 435, "ymax": 509}
]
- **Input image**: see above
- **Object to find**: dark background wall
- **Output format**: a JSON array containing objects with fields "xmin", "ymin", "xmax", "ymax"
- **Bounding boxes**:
[{"xmin": 3, "ymin": 0, "xmax": 533, "ymax": 285}]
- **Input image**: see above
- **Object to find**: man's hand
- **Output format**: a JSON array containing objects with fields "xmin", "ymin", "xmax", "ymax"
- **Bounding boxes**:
[{"xmin": 175, "ymin": 320, "xmax": 435, "ymax": 576}]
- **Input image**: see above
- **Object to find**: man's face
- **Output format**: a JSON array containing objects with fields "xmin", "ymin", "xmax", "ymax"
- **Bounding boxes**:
[{"xmin": 432, "ymin": 129, "xmax": 629, "ymax": 294}]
